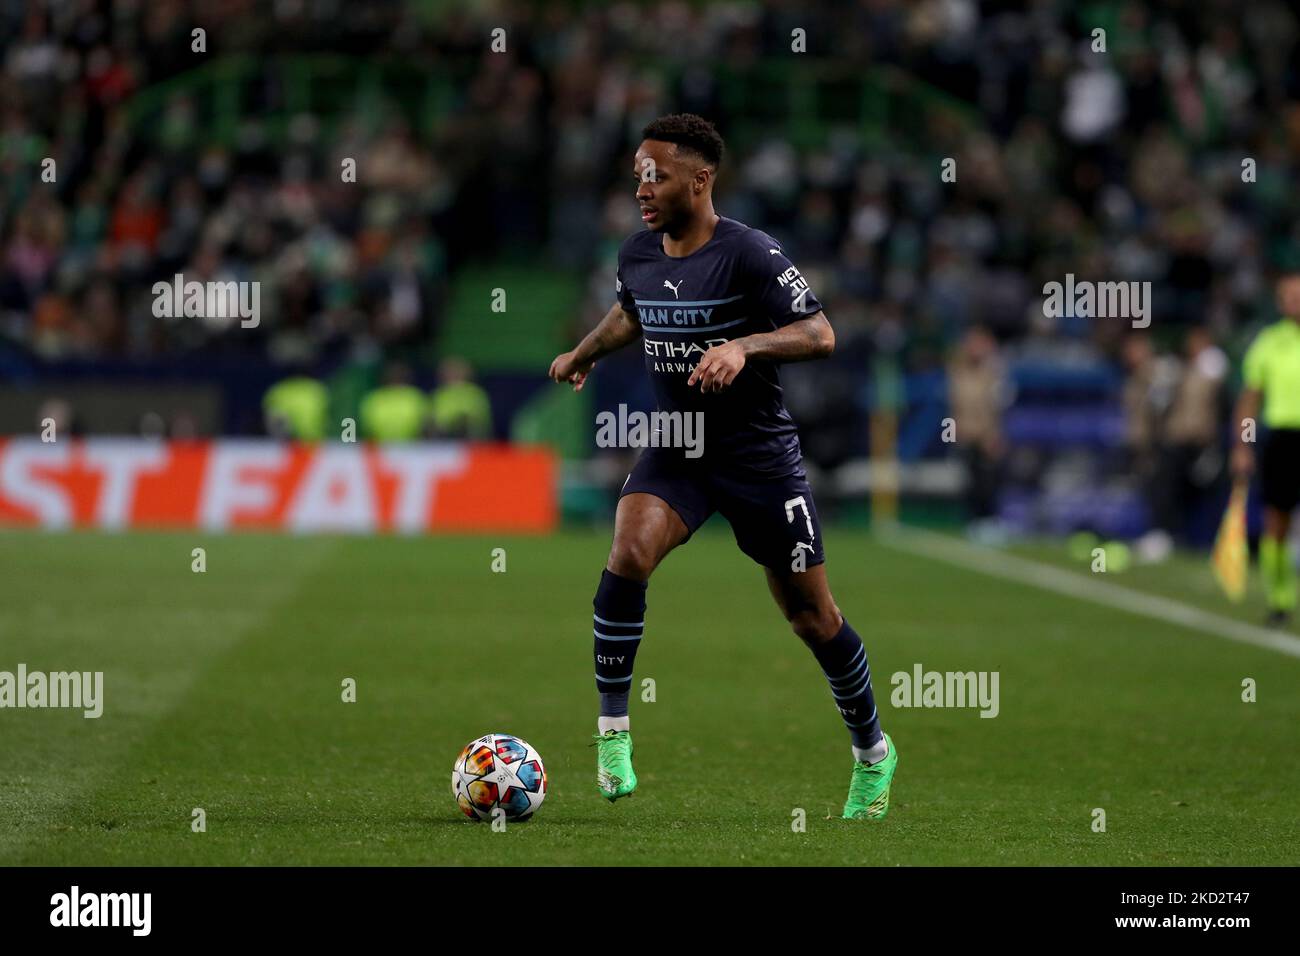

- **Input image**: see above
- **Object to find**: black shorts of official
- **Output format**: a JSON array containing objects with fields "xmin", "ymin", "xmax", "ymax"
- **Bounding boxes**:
[
  {"xmin": 1260, "ymin": 428, "xmax": 1300, "ymax": 512},
  {"xmin": 619, "ymin": 446, "xmax": 825, "ymax": 572}
]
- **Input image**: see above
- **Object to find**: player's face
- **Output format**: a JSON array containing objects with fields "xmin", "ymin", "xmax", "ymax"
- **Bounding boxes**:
[
  {"xmin": 1277, "ymin": 276, "xmax": 1300, "ymax": 319},
  {"xmin": 633, "ymin": 140, "xmax": 706, "ymax": 233}
]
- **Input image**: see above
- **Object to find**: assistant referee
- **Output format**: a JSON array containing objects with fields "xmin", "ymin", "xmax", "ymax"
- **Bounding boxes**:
[{"xmin": 1232, "ymin": 272, "xmax": 1300, "ymax": 626}]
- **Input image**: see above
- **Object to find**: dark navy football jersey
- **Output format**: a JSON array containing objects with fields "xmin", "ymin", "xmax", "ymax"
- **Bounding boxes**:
[{"xmin": 614, "ymin": 216, "xmax": 824, "ymax": 477}]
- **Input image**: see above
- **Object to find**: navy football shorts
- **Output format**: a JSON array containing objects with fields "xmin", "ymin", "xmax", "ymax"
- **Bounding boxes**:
[
  {"xmin": 619, "ymin": 447, "xmax": 825, "ymax": 572},
  {"xmin": 1260, "ymin": 428, "xmax": 1300, "ymax": 513}
]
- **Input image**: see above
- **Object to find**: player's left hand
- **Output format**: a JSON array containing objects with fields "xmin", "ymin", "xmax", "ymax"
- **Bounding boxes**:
[{"xmin": 688, "ymin": 341, "xmax": 746, "ymax": 392}]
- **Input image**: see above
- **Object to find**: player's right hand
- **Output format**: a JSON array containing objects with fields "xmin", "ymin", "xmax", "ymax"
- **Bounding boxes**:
[
  {"xmin": 549, "ymin": 350, "xmax": 595, "ymax": 391},
  {"xmin": 1231, "ymin": 444, "xmax": 1255, "ymax": 479}
]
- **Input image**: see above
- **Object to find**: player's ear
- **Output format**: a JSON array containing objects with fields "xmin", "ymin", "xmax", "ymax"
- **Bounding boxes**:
[{"xmin": 694, "ymin": 167, "xmax": 712, "ymax": 194}]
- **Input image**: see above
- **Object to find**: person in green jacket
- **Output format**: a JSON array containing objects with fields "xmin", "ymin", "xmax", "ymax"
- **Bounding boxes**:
[
  {"xmin": 429, "ymin": 357, "xmax": 493, "ymax": 439},
  {"xmin": 263, "ymin": 375, "xmax": 328, "ymax": 441},
  {"xmin": 1232, "ymin": 272, "xmax": 1300, "ymax": 626},
  {"xmin": 360, "ymin": 362, "xmax": 427, "ymax": 442}
]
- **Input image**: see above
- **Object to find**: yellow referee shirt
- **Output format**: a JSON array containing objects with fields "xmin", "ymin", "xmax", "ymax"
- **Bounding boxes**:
[{"xmin": 1243, "ymin": 319, "xmax": 1300, "ymax": 429}]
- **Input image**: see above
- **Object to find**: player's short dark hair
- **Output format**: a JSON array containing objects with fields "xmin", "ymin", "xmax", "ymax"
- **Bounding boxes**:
[{"xmin": 641, "ymin": 114, "xmax": 725, "ymax": 170}]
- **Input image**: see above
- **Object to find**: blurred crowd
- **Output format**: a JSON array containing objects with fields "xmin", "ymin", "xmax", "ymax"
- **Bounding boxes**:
[
  {"xmin": 264, "ymin": 357, "xmax": 491, "ymax": 441},
  {"xmin": 1, "ymin": 0, "xmax": 452, "ymax": 363},
  {"xmin": 4, "ymin": 1, "xmax": 1299, "ymax": 358},
  {"xmin": 3, "ymin": 0, "xmax": 1300, "ymax": 533}
]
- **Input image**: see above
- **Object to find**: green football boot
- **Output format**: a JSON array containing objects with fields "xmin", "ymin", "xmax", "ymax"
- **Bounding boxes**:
[
  {"xmin": 842, "ymin": 733, "xmax": 898, "ymax": 820},
  {"xmin": 592, "ymin": 729, "xmax": 637, "ymax": 802}
]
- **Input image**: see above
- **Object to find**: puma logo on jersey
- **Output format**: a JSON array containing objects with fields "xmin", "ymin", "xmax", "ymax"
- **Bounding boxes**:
[{"xmin": 663, "ymin": 279, "xmax": 682, "ymax": 298}]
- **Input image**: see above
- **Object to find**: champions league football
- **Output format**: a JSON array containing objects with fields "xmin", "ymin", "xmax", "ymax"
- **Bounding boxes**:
[{"xmin": 451, "ymin": 734, "xmax": 548, "ymax": 822}]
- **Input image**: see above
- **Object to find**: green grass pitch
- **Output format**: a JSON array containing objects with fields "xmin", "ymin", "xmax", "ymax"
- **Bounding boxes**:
[{"xmin": 1, "ymin": 527, "xmax": 1297, "ymax": 866}]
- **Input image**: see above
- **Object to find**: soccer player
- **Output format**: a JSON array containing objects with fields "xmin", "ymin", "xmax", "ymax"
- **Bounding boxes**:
[
  {"xmin": 548, "ymin": 114, "xmax": 898, "ymax": 819},
  {"xmin": 1232, "ymin": 271, "xmax": 1300, "ymax": 626}
]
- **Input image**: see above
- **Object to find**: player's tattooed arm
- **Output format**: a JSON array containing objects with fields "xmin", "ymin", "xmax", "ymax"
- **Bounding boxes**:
[
  {"xmin": 741, "ymin": 311, "xmax": 835, "ymax": 362},
  {"xmin": 688, "ymin": 312, "xmax": 834, "ymax": 393},
  {"xmin": 548, "ymin": 301, "xmax": 642, "ymax": 391}
]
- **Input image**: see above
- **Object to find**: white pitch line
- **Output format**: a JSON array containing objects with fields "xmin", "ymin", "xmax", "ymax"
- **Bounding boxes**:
[{"xmin": 878, "ymin": 527, "xmax": 1300, "ymax": 661}]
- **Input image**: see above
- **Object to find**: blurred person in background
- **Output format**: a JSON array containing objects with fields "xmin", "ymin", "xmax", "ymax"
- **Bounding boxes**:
[
  {"xmin": 35, "ymin": 397, "xmax": 79, "ymax": 440},
  {"xmin": 1121, "ymin": 332, "xmax": 1179, "ymax": 544},
  {"xmin": 428, "ymin": 357, "xmax": 492, "ymax": 440},
  {"xmin": 1233, "ymin": 273, "xmax": 1300, "ymax": 626},
  {"xmin": 264, "ymin": 374, "xmax": 329, "ymax": 442},
  {"xmin": 946, "ymin": 325, "xmax": 1008, "ymax": 536},
  {"xmin": 360, "ymin": 361, "xmax": 425, "ymax": 442},
  {"xmin": 1137, "ymin": 327, "xmax": 1228, "ymax": 561},
  {"xmin": 168, "ymin": 408, "xmax": 200, "ymax": 440}
]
